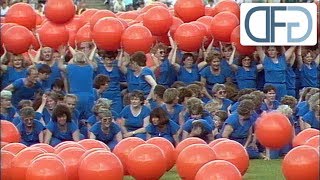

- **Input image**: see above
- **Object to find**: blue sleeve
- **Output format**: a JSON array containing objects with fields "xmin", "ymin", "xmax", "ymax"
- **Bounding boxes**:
[
  {"xmin": 183, "ymin": 120, "xmax": 193, "ymax": 132},
  {"xmin": 111, "ymin": 122, "xmax": 121, "ymax": 134},
  {"xmin": 199, "ymin": 67, "xmax": 208, "ymax": 78},
  {"xmin": 34, "ymin": 120, "xmax": 46, "ymax": 133},
  {"xmin": 12, "ymin": 117, "xmax": 22, "ymax": 126},
  {"xmin": 111, "ymin": 110, "xmax": 120, "ymax": 119},
  {"xmin": 169, "ymin": 120, "xmax": 180, "ymax": 135},
  {"xmin": 89, "ymin": 123, "xmax": 99, "ymax": 134},
  {"xmin": 35, "ymin": 112, "xmax": 42, "ymax": 121},
  {"xmin": 145, "ymin": 124, "xmax": 154, "ymax": 133},
  {"xmin": 69, "ymin": 122, "xmax": 78, "ymax": 134},
  {"xmin": 12, "ymin": 78, "xmax": 23, "ymax": 88},
  {"xmin": 224, "ymin": 115, "xmax": 238, "ymax": 129},
  {"xmin": 141, "ymin": 68, "xmax": 153, "ymax": 77},
  {"xmin": 46, "ymin": 121, "xmax": 55, "ymax": 132},
  {"xmin": 87, "ymin": 115, "xmax": 97, "ymax": 126}
]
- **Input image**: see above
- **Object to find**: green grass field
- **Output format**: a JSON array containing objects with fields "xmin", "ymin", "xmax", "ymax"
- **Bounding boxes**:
[{"xmin": 124, "ymin": 159, "xmax": 285, "ymax": 180}]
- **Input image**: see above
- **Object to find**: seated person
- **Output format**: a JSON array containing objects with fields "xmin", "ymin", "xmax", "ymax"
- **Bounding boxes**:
[
  {"xmin": 44, "ymin": 104, "xmax": 80, "ymax": 146},
  {"xmin": 17, "ymin": 107, "xmax": 46, "ymax": 146},
  {"xmin": 212, "ymin": 110, "xmax": 228, "ymax": 139},
  {"xmin": 146, "ymin": 107, "xmax": 180, "ymax": 146},
  {"xmin": 184, "ymin": 119, "xmax": 213, "ymax": 143},
  {"xmin": 89, "ymin": 110, "xmax": 122, "ymax": 151}
]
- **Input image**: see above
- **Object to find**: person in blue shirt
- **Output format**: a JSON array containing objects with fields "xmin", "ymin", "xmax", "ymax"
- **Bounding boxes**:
[
  {"xmin": 37, "ymin": 64, "xmax": 52, "ymax": 91},
  {"xmin": 146, "ymin": 107, "xmax": 180, "ymax": 146},
  {"xmin": 3, "ymin": 66, "xmax": 43, "ymax": 108},
  {"xmin": 89, "ymin": 110, "xmax": 122, "ymax": 151},
  {"xmin": 281, "ymin": 95, "xmax": 300, "ymax": 134},
  {"xmin": 0, "ymin": 90, "xmax": 16, "ymax": 122},
  {"xmin": 285, "ymin": 53, "xmax": 297, "ymax": 97},
  {"xmin": 301, "ymin": 93, "xmax": 320, "ymax": 130},
  {"xmin": 93, "ymin": 74, "xmax": 110, "ymax": 101},
  {"xmin": 161, "ymin": 88, "xmax": 184, "ymax": 125},
  {"xmin": 297, "ymin": 47, "xmax": 319, "ymax": 88},
  {"xmin": 50, "ymin": 79, "xmax": 66, "ymax": 95},
  {"xmin": 17, "ymin": 107, "xmax": 46, "ymax": 146},
  {"xmin": 1, "ymin": 51, "xmax": 28, "ymax": 90},
  {"xmin": 212, "ymin": 110, "xmax": 228, "ymax": 139},
  {"xmin": 39, "ymin": 91, "xmax": 59, "ymax": 125},
  {"xmin": 207, "ymin": 83, "xmax": 233, "ymax": 113},
  {"xmin": 256, "ymin": 46, "xmax": 296, "ymax": 101},
  {"xmin": 44, "ymin": 104, "xmax": 80, "ymax": 146},
  {"xmin": 260, "ymin": 85, "xmax": 281, "ymax": 113},
  {"xmin": 219, "ymin": 43, "xmax": 235, "ymax": 82},
  {"xmin": 146, "ymin": 85, "xmax": 166, "ymax": 110},
  {"xmin": 120, "ymin": 90, "xmax": 151, "ymax": 140}
]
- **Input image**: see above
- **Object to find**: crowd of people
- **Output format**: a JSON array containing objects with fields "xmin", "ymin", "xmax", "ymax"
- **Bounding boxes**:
[{"xmin": 0, "ymin": 0, "xmax": 319, "ymax": 160}]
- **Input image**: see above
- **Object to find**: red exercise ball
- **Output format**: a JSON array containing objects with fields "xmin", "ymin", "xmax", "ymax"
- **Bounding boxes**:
[
  {"xmin": 0, "ymin": 120, "xmax": 21, "ymax": 143},
  {"xmin": 1, "ymin": 141, "xmax": 9, "ymax": 148},
  {"xmin": 26, "ymin": 155, "xmax": 67, "ymax": 180},
  {"xmin": 10, "ymin": 147, "xmax": 45, "ymax": 180},
  {"xmin": 113, "ymin": 137, "xmax": 145, "ymax": 175},
  {"xmin": 118, "ymin": 11, "xmax": 139, "ymax": 21},
  {"xmin": 54, "ymin": 142, "xmax": 85, "ymax": 154},
  {"xmin": 195, "ymin": 160, "xmax": 242, "ymax": 180},
  {"xmin": 174, "ymin": 23, "xmax": 204, "ymax": 52},
  {"xmin": 210, "ymin": 11, "xmax": 239, "ymax": 42},
  {"xmin": 205, "ymin": 7, "xmax": 215, "ymax": 16},
  {"xmin": 78, "ymin": 139, "xmax": 110, "ymax": 150},
  {"xmin": 292, "ymin": 128, "xmax": 319, "ymax": 147},
  {"xmin": 121, "ymin": 25, "xmax": 153, "ymax": 54},
  {"xmin": 154, "ymin": 34, "xmax": 170, "ymax": 46},
  {"xmin": 78, "ymin": 148, "xmax": 108, "ymax": 164},
  {"xmin": 255, "ymin": 112, "xmax": 293, "ymax": 149},
  {"xmin": 79, "ymin": 9, "xmax": 98, "ymax": 25},
  {"xmin": 54, "ymin": 141, "xmax": 74, "ymax": 149},
  {"xmin": 89, "ymin": 10, "xmax": 116, "ymax": 30},
  {"xmin": 169, "ymin": 16, "xmax": 183, "ymax": 37},
  {"xmin": 282, "ymin": 145, "xmax": 319, "ymax": 180},
  {"xmin": 3, "ymin": 26, "xmax": 32, "ymax": 54},
  {"xmin": 140, "ymin": 2, "xmax": 168, "ymax": 14},
  {"xmin": 176, "ymin": 144, "xmax": 216, "ymax": 180},
  {"xmin": 230, "ymin": 25, "xmax": 255, "ymax": 55},
  {"xmin": 75, "ymin": 24, "xmax": 92, "ymax": 45},
  {"xmin": 92, "ymin": 17, "xmax": 125, "ymax": 51},
  {"xmin": 68, "ymin": 30, "xmax": 77, "ymax": 48},
  {"xmin": 214, "ymin": 0, "xmax": 240, "ymax": 20},
  {"xmin": 30, "ymin": 143, "xmax": 55, "ymax": 153},
  {"xmin": 175, "ymin": 137, "xmax": 206, "ymax": 160},
  {"xmin": 65, "ymin": 16, "xmax": 82, "ymax": 32},
  {"xmin": 211, "ymin": 140, "xmax": 249, "ymax": 175},
  {"xmin": 208, "ymin": 138, "xmax": 229, "ymax": 148},
  {"xmin": 127, "ymin": 144, "xmax": 167, "ymax": 180},
  {"xmin": 1, "ymin": 150, "xmax": 15, "ymax": 180},
  {"xmin": 146, "ymin": 137, "xmax": 175, "ymax": 171},
  {"xmin": 57, "ymin": 147, "xmax": 86, "ymax": 180},
  {"xmin": 5, "ymin": 3, "xmax": 36, "ymax": 30},
  {"xmin": 174, "ymin": 0, "xmax": 205, "ymax": 22},
  {"xmin": 197, "ymin": 16, "xmax": 213, "ymax": 26},
  {"xmin": 191, "ymin": 21, "xmax": 212, "ymax": 47},
  {"xmin": 304, "ymin": 135, "xmax": 320, "ymax": 149},
  {"xmin": 1, "ymin": 142, "xmax": 27, "ymax": 155},
  {"xmin": 79, "ymin": 150, "xmax": 123, "ymax": 180},
  {"xmin": 44, "ymin": 0, "xmax": 75, "ymax": 24},
  {"xmin": 38, "ymin": 21, "xmax": 69, "ymax": 50},
  {"xmin": 143, "ymin": 6, "xmax": 173, "ymax": 36}
]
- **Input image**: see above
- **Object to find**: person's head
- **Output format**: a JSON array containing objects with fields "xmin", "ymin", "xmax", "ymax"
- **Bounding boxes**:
[
  {"xmin": 153, "ymin": 85, "xmax": 166, "ymax": 100},
  {"xmin": 305, "ymin": 88, "xmax": 319, "ymax": 101},
  {"xmin": 214, "ymin": 110, "xmax": 228, "ymax": 128},
  {"xmin": 10, "ymin": 54, "xmax": 25, "ymax": 69},
  {"xmin": 299, "ymin": 87, "xmax": 312, "ymax": 101},
  {"xmin": 250, "ymin": 90, "xmax": 265, "ymax": 107},
  {"xmin": 64, "ymin": 94, "xmax": 78, "ymax": 112},
  {"xmin": 178, "ymin": 87, "xmax": 193, "ymax": 104},
  {"xmin": 276, "ymin": 105, "xmax": 293, "ymax": 118},
  {"xmin": 281, "ymin": 95, "xmax": 297, "ymax": 112},
  {"xmin": 130, "ymin": 51, "xmax": 146, "ymax": 70},
  {"xmin": 18, "ymin": 100, "xmax": 33, "ymax": 110},
  {"xmin": 263, "ymin": 85, "xmax": 277, "ymax": 102},
  {"xmin": 102, "ymin": 51, "xmax": 118, "ymax": 67},
  {"xmin": 26, "ymin": 66, "xmax": 39, "ymax": 84},
  {"xmin": 266, "ymin": 46, "xmax": 282, "ymax": 58},
  {"xmin": 151, "ymin": 43, "xmax": 168, "ymax": 61},
  {"xmin": 45, "ymin": 92, "xmax": 59, "ymax": 110},
  {"xmin": 237, "ymin": 99, "xmax": 255, "ymax": 119},
  {"xmin": 171, "ymin": 81, "xmax": 186, "ymax": 89},
  {"xmin": 0, "ymin": 90, "xmax": 12, "ymax": 109},
  {"xmin": 52, "ymin": 104, "xmax": 72, "ymax": 125},
  {"xmin": 221, "ymin": 44, "xmax": 233, "ymax": 59},
  {"xmin": 93, "ymin": 74, "xmax": 110, "ymax": 91},
  {"xmin": 129, "ymin": 90, "xmax": 145, "ymax": 107},
  {"xmin": 302, "ymin": 50, "xmax": 314, "ymax": 65},
  {"xmin": 78, "ymin": 42, "xmax": 93, "ymax": 55},
  {"xmin": 308, "ymin": 93, "xmax": 320, "ymax": 113},
  {"xmin": 186, "ymin": 84, "xmax": 202, "ymax": 98},
  {"xmin": 204, "ymin": 100, "xmax": 222, "ymax": 116},
  {"xmin": 186, "ymin": 97, "xmax": 203, "ymax": 114},
  {"xmin": 235, "ymin": 88, "xmax": 255, "ymax": 102},
  {"xmin": 40, "ymin": 47, "xmax": 53, "ymax": 61},
  {"xmin": 163, "ymin": 88, "xmax": 179, "ymax": 104},
  {"xmin": 212, "ymin": 84, "xmax": 227, "ymax": 99},
  {"xmin": 20, "ymin": 107, "xmax": 35, "ymax": 128},
  {"xmin": 206, "ymin": 51, "xmax": 221, "ymax": 70},
  {"xmin": 37, "ymin": 64, "xmax": 52, "ymax": 81},
  {"xmin": 149, "ymin": 107, "xmax": 169, "ymax": 126},
  {"xmin": 52, "ymin": 51, "xmax": 61, "ymax": 62},
  {"xmin": 238, "ymin": 54, "xmax": 253, "ymax": 67},
  {"xmin": 98, "ymin": 110, "xmax": 113, "ymax": 128},
  {"xmin": 189, "ymin": 103, "xmax": 204, "ymax": 120},
  {"xmin": 181, "ymin": 53, "xmax": 195, "ymax": 68},
  {"xmin": 95, "ymin": 98, "xmax": 113, "ymax": 109},
  {"xmin": 73, "ymin": 51, "xmax": 88, "ymax": 64},
  {"xmin": 51, "ymin": 79, "xmax": 64, "ymax": 93}
]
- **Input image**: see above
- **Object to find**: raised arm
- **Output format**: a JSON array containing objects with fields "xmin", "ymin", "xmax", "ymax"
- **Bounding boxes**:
[
  {"xmin": 0, "ymin": 45, "xmax": 8, "ymax": 71},
  {"xmin": 284, "ymin": 46, "xmax": 296, "ymax": 61},
  {"xmin": 256, "ymin": 46, "xmax": 266, "ymax": 63},
  {"xmin": 222, "ymin": 124, "xmax": 233, "ymax": 138},
  {"xmin": 118, "ymin": 49, "xmax": 129, "ymax": 74},
  {"xmin": 145, "ymin": 75, "xmax": 157, "ymax": 101},
  {"xmin": 228, "ymin": 43, "xmax": 238, "ymax": 71},
  {"xmin": 288, "ymin": 51, "xmax": 296, "ymax": 67},
  {"xmin": 198, "ymin": 39, "xmax": 214, "ymax": 70},
  {"xmin": 168, "ymin": 39, "xmax": 180, "ymax": 71},
  {"xmin": 314, "ymin": 48, "xmax": 319, "ymax": 66},
  {"xmin": 296, "ymin": 46, "xmax": 303, "ymax": 69}
]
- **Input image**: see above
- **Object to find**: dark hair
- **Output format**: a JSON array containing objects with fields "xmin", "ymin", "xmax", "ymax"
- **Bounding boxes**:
[
  {"xmin": 51, "ymin": 78, "xmax": 64, "ymax": 90},
  {"xmin": 215, "ymin": 110, "xmax": 228, "ymax": 122},
  {"xmin": 52, "ymin": 104, "xmax": 72, "ymax": 122},
  {"xmin": 130, "ymin": 51, "xmax": 147, "ymax": 66},
  {"xmin": 171, "ymin": 81, "xmax": 186, "ymax": 89},
  {"xmin": 263, "ymin": 85, "xmax": 277, "ymax": 94},
  {"xmin": 237, "ymin": 54, "xmax": 254, "ymax": 66},
  {"xmin": 154, "ymin": 85, "xmax": 166, "ymax": 99},
  {"xmin": 237, "ymin": 99, "xmax": 255, "ymax": 117},
  {"xmin": 93, "ymin": 74, "xmax": 110, "ymax": 89},
  {"xmin": 38, "ymin": 64, "xmax": 52, "ymax": 74},
  {"xmin": 129, "ymin": 90, "xmax": 145, "ymax": 105},
  {"xmin": 181, "ymin": 53, "xmax": 195, "ymax": 63},
  {"xmin": 178, "ymin": 87, "xmax": 193, "ymax": 104},
  {"xmin": 149, "ymin": 107, "xmax": 169, "ymax": 125},
  {"xmin": 101, "ymin": 51, "xmax": 118, "ymax": 59}
]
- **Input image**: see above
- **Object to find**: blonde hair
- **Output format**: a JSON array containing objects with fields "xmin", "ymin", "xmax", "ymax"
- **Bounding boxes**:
[
  {"xmin": 163, "ymin": 88, "xmax": 179, "ymax": 104},
  {"xmin": 73, "ymin": 51, "xmax": 88, "ymax": 63},
  {"xmin": 204, "ymin": 100, "xmax": 222, "ymax": 113},
  {"xmin": 276, "ymin": 105, "xmax": 293, "ymax": 118}
]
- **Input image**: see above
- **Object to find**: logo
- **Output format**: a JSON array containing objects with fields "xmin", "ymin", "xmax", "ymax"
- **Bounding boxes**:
[{"xmin": 240, "ymin": 3, "xmax": 317, "ymax": 46}]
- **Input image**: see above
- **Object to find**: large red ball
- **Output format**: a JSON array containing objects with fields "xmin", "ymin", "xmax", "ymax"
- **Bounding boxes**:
[
  {"xmin": 38, "ymin": 21, "xmax": 69, "ymax": 50},
  {"xmin": 127, "ymin": 144, "xmax": 167, "ymax": 180},
  {"xmin": 65, "ymin": 16, "xmax": 82, "ymax": 32},
  {"xmin": 0, "ymin": 120, "xmax": 21, "ymax": 143},
  {"xmin": 89, "ymin": 10, "xmax": 116, "ymax": 30},
  {"xmin": 175, "ymin": 137, "xmax": 206, "ymax": 160},
  {"xmin": 214, "ymin": 0, "xmax": 240, "ymax": 19},
  {"xmin": 79, "ymin": 9, "xmax": 98, "ymax": 25},
  {"xmin": 169, "ymin": 17, "xmax": 184, "ymax": 36},
  {"xmin": 1, "ymin": 150, "xmax": 15, "ymax": 180},
  {"xmin": 255, "ymin": 112, "xmax": 293, "ymax": 149},
  {"xmin": 118, "ymin": 11, "xmax": 139, "ymax": 21},
  {"xmin": 78, "ymin": 139, "xmax": 110, "ymax": 150},
  {"xmin": 230, "ymin": 25, "xmax": 255, "ymax": 55},
  {"xmin": 92, "ymin": 17, "xmax": 125, "ymax": 51},
  {"xmin": 30, "ymin": 143, "xmax": 55, "ymax": 153},
  {"xmin": 210, "ymin": 11, "xmax": 239, "ymax": 42},
  {"xmin": 211, "ymin": 140, "xmax": 249, "ymax": 175},
  {"xmin": 75, "ymin": 24, "xmax": 92, "ymax": 45},
  {"xmin": 174, "ymin": 0, "xmax": 205, "ymax": 22},
  {"xmin": 1, "ymin": 143, "xmax": 27, "ymax": 155},
  {"xmin": 304, "ymin": 135, "xmax": 320, "ymax": 149},
  {"xmin": 174, "ymin": 23, "xmax": 204, "ymax": 52},
  {"xmin": 195, "ymin": 160, "xmax": 242, "ymax": 180},
  {"xmin": 282, "ymin": 145, "xmax": 319, "ymax": 180},
  {"xmin": 44, "ymin": 0, "xmax": 75, "ymax": 24},
  {"xmin": 5, "ymin": 3, "xmax": 36, "ymax": 30},
  {"xmin": 121, "ymin": 25, "xmax": 153, "ymax": 54},
  {"xmin": 292, "ymin": 128, "xmax": 319, "ymax": 147},
  {"xmin": 143, "ymin": 6, "xmax": 173, "ymax": 36},
  {"xmin": 79, "ymin": 150, "xmax": 123, "ymax": 180}
]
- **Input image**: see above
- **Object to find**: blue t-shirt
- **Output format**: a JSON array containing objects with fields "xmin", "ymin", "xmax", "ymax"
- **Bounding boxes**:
[
  {"xmin": 145, "ymin": 120, "xmax": 180, "ymax": 144},
  {"xmin": 95, "ymin": 63, "xmax": 123, "ymax": 92},
  {"xmin": 126, "ymin": 69, "xmax": 140, "ymax": 92},
  {"xmin": 206, "ymin": 98, "xmax": 233, "ymax": 112},
  {"xmin": 302, "ymin": 111, "xmax": 320, "ymax": 130},
  {"xmin": 89, "ymin": 121, "xmax": 121, "ymax": 143},
  {"xmin": 296, "ymin": 102, "xmax": 309, "ymax": 117},
  {"xmin": 263, "ymin": 54, "xmax": 287, "ymax": 83},
  {"xmin": 36, "ymin": 62, "xmax": 62, "ymax": 90},
  {"xmin": 200, "ymin": 66, "xmax": 229, "ymax": 92},
  {"xmin": 12, "ymin": 112, "xmax": 42, "ymax": 126},
  {"xmin": 222, "ymin": 113, "xmax": 255, "ymax": 139},
  {"xmin": 46, "ymin": 120, "xmax": 78, "ymax": 141},
  {"xmin": 120, "ymin": 105, "xmax": 151, "ymax": 131},
  {"xmin": 161, "ymin": 104, "xmax": 184, "ymax": 125},
  {"xmin": 0, "ymin": 107, "xmax": 16, "ymax": 122},
  {"xmin": 17, "ymin": 120, "xmax": 45, "ymax": 146},
  {"xmin": 177, "ymin": 64, "xmax": 200, "ymax": 85},
  {"xmin": 183, "ymin": 118, "xmax": 214, "ymax": 133},
  {"xmin": 67, "ymin": 64, "xmax": 94, "ymax": 93},
  {"xmin": 286, "ymin": 64, "xmax": 296, "ymax": 90},
  {"xmin": 155, "ymin": 59, "xmax": 176, "ymax": 87},
  {"xmin": 1, "ymin": 66, "xmax": 27, "ymax": 89},
  {"xmin": 138, "ymin": 67, "xmax": 156, "ymax": 96},
  {"xmin": 11, "ymin": 78, "xmax": 42, "ymax": 108},
  {"xmin": 260, "ymin": 100, "xmax": 280, "ymax": 112},
  {"xmin": 235, "ymin": 66, "xmax": 257, "ymax": 90},
  {"xmin": 300, "ymin": 62, "xmax": 319, "ymax": 88}
]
